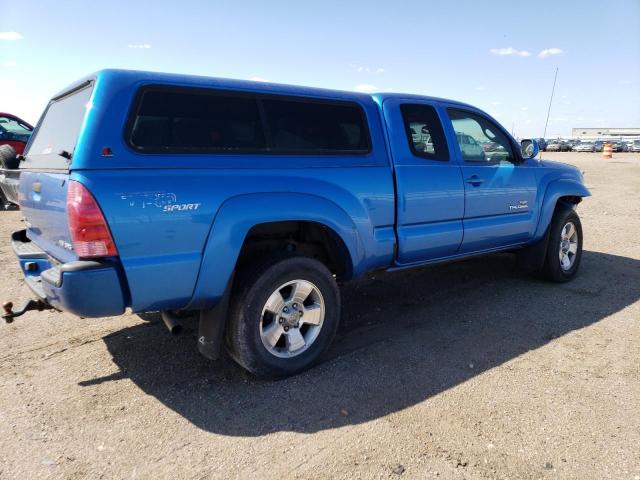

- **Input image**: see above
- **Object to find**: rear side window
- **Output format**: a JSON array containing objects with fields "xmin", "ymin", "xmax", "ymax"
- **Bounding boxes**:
[
  {"xmin": 23, "ymin": 82, "xmax": 94, "ymax": 170},
  {"xmin": 127, "ymin": 87, "xmax": 370, "ymax": 155},
  {"xmin": 130, "ymin": 90, "xmax": 266, "ymax": 152},
  {"xmin": 261, "ymin": 98, "xmax": 369, "ymax": 153},
  {"xmin": 400, "ymin": 104, "xmax": 449, "ymax": 161}
]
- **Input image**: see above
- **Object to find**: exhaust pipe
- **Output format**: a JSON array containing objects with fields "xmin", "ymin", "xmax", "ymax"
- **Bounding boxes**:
[{"xmin": 160, "ymin": 311, "xmax": 183, "ymax": 335}]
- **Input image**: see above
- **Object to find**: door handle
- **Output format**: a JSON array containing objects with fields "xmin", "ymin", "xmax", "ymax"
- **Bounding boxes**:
[{"xmin": 465, "ymin": 175, "xmax": 484, "ymax": 186}]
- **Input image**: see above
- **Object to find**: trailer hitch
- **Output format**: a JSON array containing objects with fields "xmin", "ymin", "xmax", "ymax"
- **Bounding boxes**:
[{"xmin": 2, "ymin": 300, "xmax": 51, "ymax": 323}]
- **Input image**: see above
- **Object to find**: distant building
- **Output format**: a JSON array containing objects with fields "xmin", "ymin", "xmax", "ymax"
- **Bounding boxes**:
[{"xmin": 572, "ymin": 127, "xmax": 640, "ymax": 139}]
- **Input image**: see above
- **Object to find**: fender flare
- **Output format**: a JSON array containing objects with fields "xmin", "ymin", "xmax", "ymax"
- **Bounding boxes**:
[
  {"xmin": 534, "ymin": 179, "xmax": 591, "ymax": 240},
  {"xmin": 186, "ymin": 192, "xmax": 365, "ymax": 309}
]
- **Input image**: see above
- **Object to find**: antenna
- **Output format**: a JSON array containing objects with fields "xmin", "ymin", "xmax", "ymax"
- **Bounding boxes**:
[{"xmin": 543, "ymin": 67, "xmax": 559, "ymax": 139}]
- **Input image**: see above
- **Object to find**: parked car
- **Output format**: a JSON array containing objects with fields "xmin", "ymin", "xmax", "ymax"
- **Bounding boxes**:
[
  {"xmin": 410, "ymin": 124, "xmax": 434, "ymax": 154},
  {"xmin": 0, "ymin": 113, "xmax": 32, "ymax": 208},
  {"xmin": 0, "ymin": 113, "xmax": 33, "ymax": 155},
  {"xmin": 630, "ymin": 140, "xmax": 640, "ymax": 152},
  {"xmin": 535, "ymin": 138, "xmax": 547, "ymax": 151},
  {"xmin": 573, "ymin": 142, "xmax": 595, "ymax": 152},
  {"xmin": 1, "ymin": 70, "xmax": 590, "ymax": 378},
  {"xmin": 593, "ymin": 141, "xmax": 605, "ymax": 152},
  {"xmin": 610, "ymin": 141, "xmax": 626, "ymax": 152},
  {"xmin": 455, "ymin": 132, "xmax": 485, "ymax": 159},
  {"xmin": 566, "ymin": 139, "xmax": 580, "ymax": 151},
  {"xmin": 546, "ymin": 140, "xmax": 565, "ymax": 152}
]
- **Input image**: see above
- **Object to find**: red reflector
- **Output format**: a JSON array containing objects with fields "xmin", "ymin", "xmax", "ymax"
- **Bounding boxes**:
[{"xmin": 67, "ymin": 181, "xmax": 118, "ymax": 258}]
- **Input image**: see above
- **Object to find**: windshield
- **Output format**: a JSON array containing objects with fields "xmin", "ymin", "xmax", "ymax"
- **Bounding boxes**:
[
  {"xmin": 0, "ymin": 116, "xmax": 32, "ymax": 143},
  {"xmin": 22, "ymin": 82, "xmax": 94, "ymax": 170}
]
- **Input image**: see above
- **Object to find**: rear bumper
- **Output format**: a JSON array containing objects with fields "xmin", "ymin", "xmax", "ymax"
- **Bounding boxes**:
[{"xmin": 12, "ymin": 230, "xmax": 126, "ymax": 317}]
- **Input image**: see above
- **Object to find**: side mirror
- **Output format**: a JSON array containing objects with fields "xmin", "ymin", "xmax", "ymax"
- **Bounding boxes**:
[{"xmin": 520, "ymin": 139, "xmax": 539, "ymax": 160}]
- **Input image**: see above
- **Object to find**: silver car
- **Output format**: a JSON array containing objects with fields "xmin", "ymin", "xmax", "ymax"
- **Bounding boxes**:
[{"xmin": 573, "ymin": 142, "xmax": 595, "ymax": 152}]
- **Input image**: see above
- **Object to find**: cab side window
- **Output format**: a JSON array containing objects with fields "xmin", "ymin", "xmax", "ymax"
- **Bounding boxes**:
[
  {"xmin": 400, "ymin": 104, "xmax": 449, "ymax": 161},
  {"xmin": 448, "ymin": 109, "xmax": 516, "ymax": 164}
]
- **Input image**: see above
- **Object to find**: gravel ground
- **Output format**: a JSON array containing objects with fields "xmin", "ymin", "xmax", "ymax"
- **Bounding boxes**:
[{"xmin": 0, "ymin": 152, "xmax": 638, "ymax": 480}]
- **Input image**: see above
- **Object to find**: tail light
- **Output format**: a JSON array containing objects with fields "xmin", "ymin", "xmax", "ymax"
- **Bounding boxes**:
[{"xmin": 67, "ymin": 181, "xmax": 118, "ymax": 258}]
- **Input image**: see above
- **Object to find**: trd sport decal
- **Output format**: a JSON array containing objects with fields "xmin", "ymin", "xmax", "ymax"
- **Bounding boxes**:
[
  {"xmin": 509, "ymin": 200, "xmax": 528, "ymax": 211},
  {"xmin": 117, "ymin": 191, "xmax": 201, "ymax": 212}
]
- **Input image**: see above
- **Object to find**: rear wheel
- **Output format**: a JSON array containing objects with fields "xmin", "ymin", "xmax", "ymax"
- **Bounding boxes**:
[
  {"xmin": 540, "ymin": 208, "xmax": 583, "ymax": 282},
  {"xmin": 226, "ymin": 255, "xmax": 340, "ymax": 378}
]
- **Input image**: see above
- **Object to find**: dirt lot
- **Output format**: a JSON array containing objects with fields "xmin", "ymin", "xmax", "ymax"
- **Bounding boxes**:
[{"xmin": 0, "ymin": 152, "xmax": 638, "ymax": 480}]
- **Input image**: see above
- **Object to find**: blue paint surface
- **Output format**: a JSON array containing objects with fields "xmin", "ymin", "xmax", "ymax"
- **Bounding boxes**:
[{"xmin": 13, "ymin": 70, "xmax": 589, "ymax": 316}]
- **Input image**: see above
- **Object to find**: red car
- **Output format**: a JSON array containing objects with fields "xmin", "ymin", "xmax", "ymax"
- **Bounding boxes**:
[{"xmin": 0, "ymin": 112, "xmax": 33, "ymax": 154}]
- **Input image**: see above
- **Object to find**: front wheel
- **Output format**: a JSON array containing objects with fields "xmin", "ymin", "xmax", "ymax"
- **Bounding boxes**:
[
  {"xmin": 226, "ymin": 255, "xmax": 340, "ymax": 378},
  {"xmin": 540, "ymin": 208, "xmax": 583, "ymax": 282}
]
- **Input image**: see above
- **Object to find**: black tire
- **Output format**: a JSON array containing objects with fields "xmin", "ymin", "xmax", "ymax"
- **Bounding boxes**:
[
  {"xmin": 226, "ymin": 255, "xmax": 340, "ymax": 378},
  {"xmin": 0, "ymin": 144, "xmax": 19, "ymax": 170},
  {"xmin": 539, "ymin": 208, "xmax": 583, "ymax": 282}
]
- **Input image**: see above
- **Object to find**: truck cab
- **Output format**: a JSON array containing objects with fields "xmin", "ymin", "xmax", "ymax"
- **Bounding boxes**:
[{"xmin": 2, "ymin": 70, "xmax": 590, "ymax": 378}]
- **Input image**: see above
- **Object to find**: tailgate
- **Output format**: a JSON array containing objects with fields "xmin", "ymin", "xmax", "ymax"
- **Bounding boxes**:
[
  {"xmin": 19, "ymin": 171, "xmax": 75, "ymax": 262},
  {"xmin": 18, "ymin": 81, "xmax": 94, "ymax": 263}
]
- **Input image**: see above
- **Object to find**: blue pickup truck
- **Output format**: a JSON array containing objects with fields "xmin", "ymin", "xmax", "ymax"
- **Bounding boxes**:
[{"xmin": 1, "ymin": 70, "xmax": 589, "ymax": 377}]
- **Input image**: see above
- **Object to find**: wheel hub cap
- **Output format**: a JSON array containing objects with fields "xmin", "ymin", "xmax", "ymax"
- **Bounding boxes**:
[
  {"xmin": 259, "ymin": 279, "xmax": 325, "ymax": 358},
  {"xmin": 559, "ymin": 221, "xmax": 579, "ymax": 271},
  {"xmin": 280, "ymin": 303, "xmax": 303, "ymax": 327}
]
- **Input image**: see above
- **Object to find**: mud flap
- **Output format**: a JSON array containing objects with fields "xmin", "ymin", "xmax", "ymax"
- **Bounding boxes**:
[
  {"xmin": 517, "ymin": 226, "xmax": 552, "ymax": 273},
  {"xmin": 518, "ymin": 203, "xmax": 578, "ymax": 272},
  {"xmin": 197, "ymin": 274, "xmax": 234, "ymax": 360}
]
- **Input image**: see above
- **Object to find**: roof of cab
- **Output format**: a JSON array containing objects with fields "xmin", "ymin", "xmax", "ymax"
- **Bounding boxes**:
[{"xmin": 55, "ymin": 69, "xmax": 475, "ymax": 110}]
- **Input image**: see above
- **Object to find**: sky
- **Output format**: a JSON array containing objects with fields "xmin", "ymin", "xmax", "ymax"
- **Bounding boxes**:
[{"xmin": 1, "ymin": 0, "xmax": 639, "ymax": 138}]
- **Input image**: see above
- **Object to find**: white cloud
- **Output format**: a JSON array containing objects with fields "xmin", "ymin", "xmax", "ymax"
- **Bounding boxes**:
[
  {"xmin": 491, "ymin": 101, "xmax": 501, "ymax": 105},
  {"xmin": 475, "ymin": 86, "xmax": 485, "ymax": 91},
  {"xmin": 127, "ymin": 43, "xmax": 151, "ymax": 49},
  {"xmin": 489, "ymin": 47, "xmax": 531, "ymax": 57},
  {"xmin": 0, "ymin": 32, "xmax": 22, "ymax": 41},
  {"xmin": 350, "ymin": 64, "xmax": 385, "ymax": 74},
  {"xmin": 538, "ymin": 48, "xmax": 563, "ymax": 58},
  {"xmin": 1, "ymin": 60, "xmax": 17, "ymax": 67},
  {"xmin": 249, "ymin": 76, "xmax": 269, "ymax": 82},
  {"xmin": 354, "ymin": 84, "xmax": 377, "ymax": 93},
  {"xmin": 520, "ymin": 107, "xmax": 529, "ymax": 111}
]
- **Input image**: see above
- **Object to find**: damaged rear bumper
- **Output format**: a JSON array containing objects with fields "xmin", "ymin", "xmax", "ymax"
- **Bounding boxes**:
[{"xmin": 10, "ymin": 230, "xmax": 126, "ymax": 318}]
